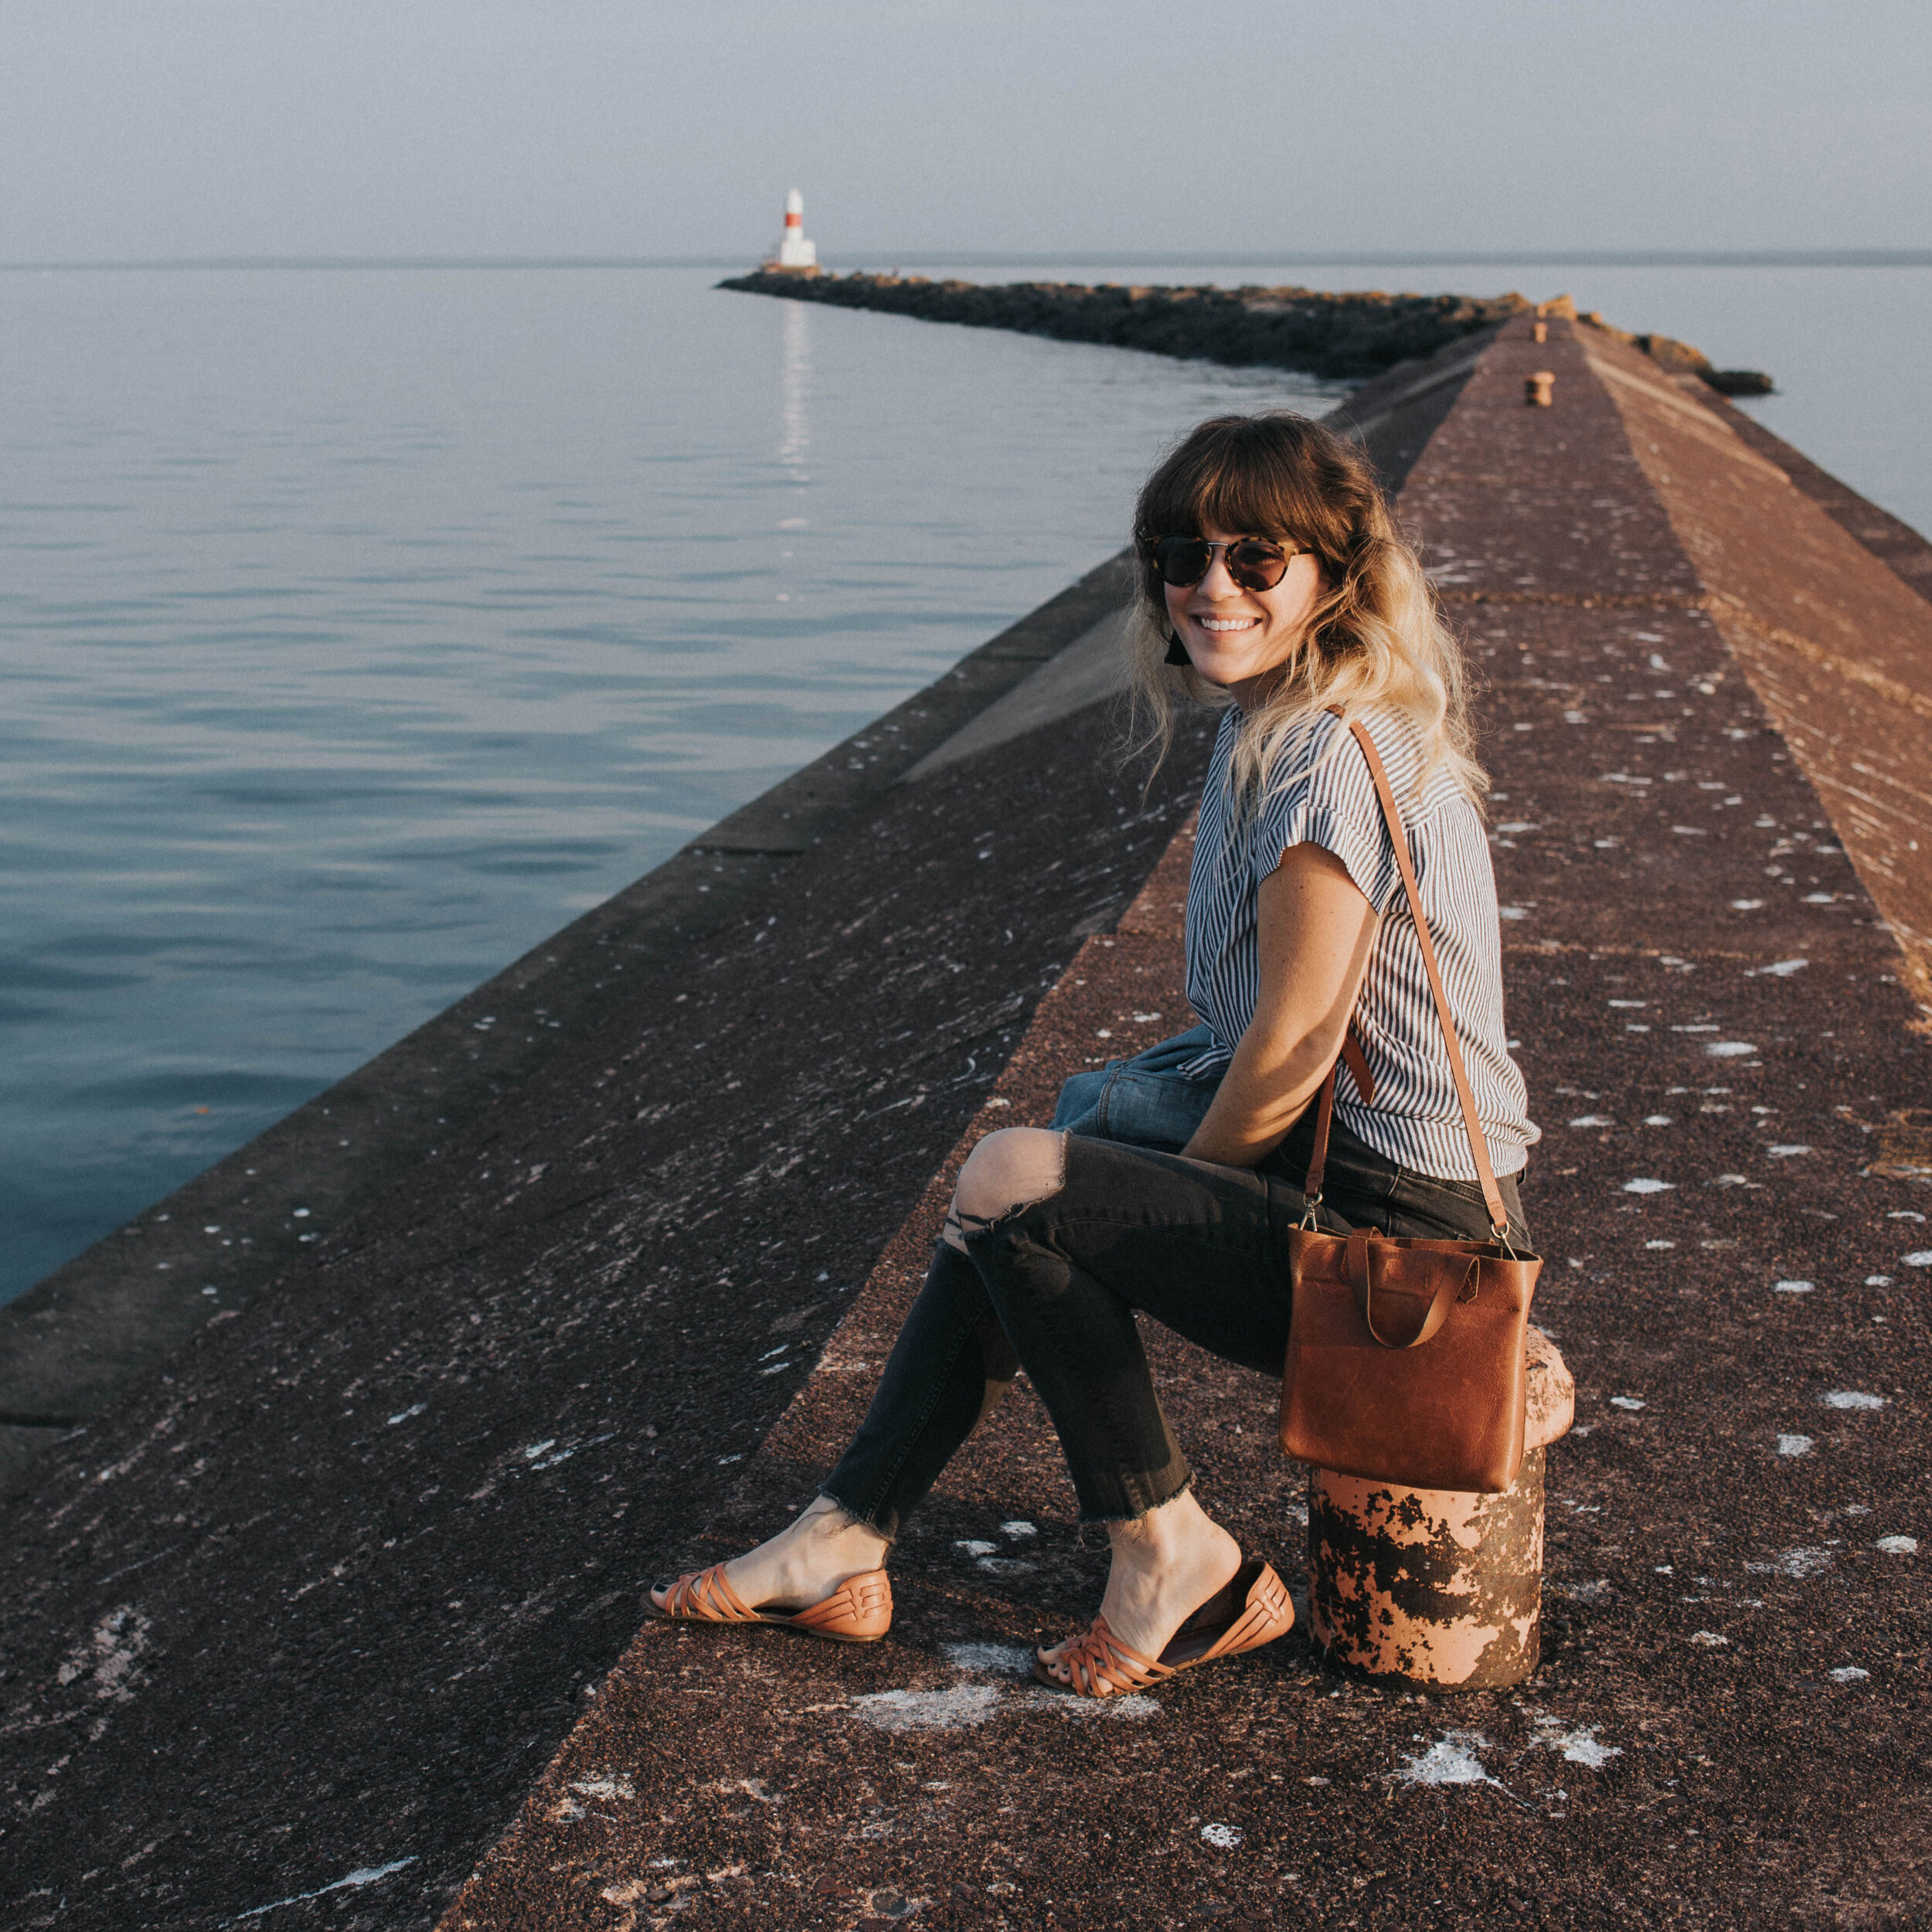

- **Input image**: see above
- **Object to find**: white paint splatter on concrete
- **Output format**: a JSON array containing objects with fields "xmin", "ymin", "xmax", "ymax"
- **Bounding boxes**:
[
  {"xmin": 1876, "ymin": 1536, "xmax": 1918, "ymax": 1555},
  {"xmin": 1776, "ymin": 1434, "xmax": 1814, "ymax": 1457},
  {"xmin": 386, "ymin": 1403, "xmax": 426, "ymax": 1425},
  {"xmin": 953, "ymin": 1539, "xmax": 997, "ymax": 1557},
  {"xmin": 1016, "ymin": 1688, "xmax": 1159, "ymax": 1721},
  {"xmin": 998, "ymin": 1520, "xmax": 1038, "ymax": 1537},
  {"xmin": 221, "ymin": 1857, "xmax": 418, "ymax": 1924},
  {"xmin": 1772, "ymin": 1280, "xmax": 1813, "ymax": 1294},
  {"xmin": 1621, "ymin": 1179, "xmax": 1673, "ymax": 1195},
  {"xmin": 1529, "ymin": 1718, "xmax": 1622, "ymax": 1768},
  {"xmin": 852, "ymin": 1685, "xmax": 1005, "ymax": 1732},
  {"xmin": 1748, "ymin": 1547, "xmax": 1832, "ymax": 1579},
  {"xmin": 1201, "ymin": 1824, "xmax": 1243, "ymax": 1849},
  {"xmin": 1705, "ymin": 1042, "xmax": 1757, "ymax": 1058},
  {"xmin": 1821, "ymin": 1390, "xmax": 1885, "ymax": 1410},
  {"xmin": 1610, "ymin": 1396, "xmax": 1647, "ymax": 1410},
  {"xmin": 975, "ymin": 1556, "xmax": 1037, "ymax": 1576},
  {"xmin": 1828, "ymin": 1666, "xmax": 1870, "ymax": 1683},
  {"xmin": 1554, "ymin": 1578, "xmax": 1612, "ymax": 1602},
  {"xmin": 570, "ymin": 1775, "xmax": 635, "ymax": 1801},
  {"xmin": 853, "ymin": 1680, "xmax": 1158, "ymax": 1730},
  {"xmin": 57, "ymin": 1606, "xmax": 152, "ymax": 1706},
  {"xmin": 1393, "ymin": 1731, "xmax": 1509, "ymax": 1790},
  {"xmin": 1689, "ymin": 1631, "xmax": 1730, "ymax": 1646},
  {"xmin": 1902, "ymin": 1250, "xmax": 1932, "ymax": 1268},
  {"xmin": 941, "ymin": 1641, "xmax": 1034, "ymax": 1677}
]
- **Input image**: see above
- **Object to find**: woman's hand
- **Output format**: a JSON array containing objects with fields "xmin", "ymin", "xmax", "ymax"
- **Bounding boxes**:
[{"xmin": 1180, "ymin": 842, "xmax": 1376, "ymax": 1168}]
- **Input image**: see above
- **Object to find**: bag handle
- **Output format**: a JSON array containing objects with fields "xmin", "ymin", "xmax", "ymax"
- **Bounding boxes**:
[
  {"xmin": 1345, "ymin": 1230, "xmax": 1475, "ymax": 1348},
  {"xmin": 1302, "ymin": 714, "xmax": 1512, "ymax": 1245}
]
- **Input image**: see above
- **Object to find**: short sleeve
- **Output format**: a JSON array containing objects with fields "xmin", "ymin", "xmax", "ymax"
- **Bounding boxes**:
[{"xmin": 1250, "ymin": 713, "xmax": 1403, "ymax": 912}]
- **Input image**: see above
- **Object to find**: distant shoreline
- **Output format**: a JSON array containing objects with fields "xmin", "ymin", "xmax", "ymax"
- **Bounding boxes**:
[{"xmin": 4, "ymin": 249, "xmax": 1930, "ymax": 274}]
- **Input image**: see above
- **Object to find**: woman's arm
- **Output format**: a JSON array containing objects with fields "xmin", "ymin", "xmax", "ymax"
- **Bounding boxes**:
[{"xmin": 1181, "ymin": 842, "xmax": 1377, "ymax": 1168}]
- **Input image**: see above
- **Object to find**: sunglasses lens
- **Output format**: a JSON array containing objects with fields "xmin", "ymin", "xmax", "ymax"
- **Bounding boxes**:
[
  {"xmin": 1153, "ymin": 536, "xmax": 1294, "ymax": 590},
  {"xmin": 1153, "ymin": 537, "xmax": 1212, "ymax": 587},
  {"xmin": 1226, "ymin": 541, "xmax": 1291, "ymax": 590}
]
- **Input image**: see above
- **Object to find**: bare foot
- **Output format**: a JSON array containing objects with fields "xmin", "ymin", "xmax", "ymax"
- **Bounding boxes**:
[
  {"xmin": 1036, "ymin": 1488, "xmax": 1241, "ymax": 1684},
  {"xmin": 651, "ymin": 1495, "xmax": 889, "ymax": 1615}
]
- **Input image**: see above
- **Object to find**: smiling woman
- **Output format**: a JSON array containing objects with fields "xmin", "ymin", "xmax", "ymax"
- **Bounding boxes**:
[{"xmin": 649, "ymin": 409, "xmax": 1539, "ymax": 1700}]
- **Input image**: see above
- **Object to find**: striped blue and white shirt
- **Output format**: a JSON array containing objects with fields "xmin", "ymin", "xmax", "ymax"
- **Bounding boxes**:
[{"xmin": 1182, "ymin": 705, "xmax": 1538, "ymax": 1181}]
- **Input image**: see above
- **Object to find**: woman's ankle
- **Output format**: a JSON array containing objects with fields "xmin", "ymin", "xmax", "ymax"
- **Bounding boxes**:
[
  {"xmin": 756, "ymin": 1496, "xmax": 889, "ymax": 1587},
  {"xmin": 802, "ymin": 1496, "xmax": 889, "ymax": 1566},
  {"xmin": 1106, "ymin": 1486, "xmax": 1226, "ymax": 1566}
]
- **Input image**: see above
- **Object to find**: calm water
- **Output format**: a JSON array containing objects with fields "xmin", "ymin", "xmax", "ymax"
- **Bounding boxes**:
[{"xmin": 3, "ymin": 259, "xmax": 1927, "ymax": 1303}]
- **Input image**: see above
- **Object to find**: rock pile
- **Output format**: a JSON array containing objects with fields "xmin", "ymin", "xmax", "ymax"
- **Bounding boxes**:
[{"xmin": 721, "ymin": 271, "xmax": 1774, "ymax": 392}]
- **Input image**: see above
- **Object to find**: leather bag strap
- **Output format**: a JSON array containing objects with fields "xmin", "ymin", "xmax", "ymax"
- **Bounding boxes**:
[
  {"xmin": 1345, "ymin": 1230, "xmax": 1475, "ymax": 1348},
  {"xmin": 1301, "ymin": 713, "xmax": 1511, "ymax": 1242},
  {"xmin": 1302, "ymin": 1022, "xmax": 1370, "ymax": 1209}
]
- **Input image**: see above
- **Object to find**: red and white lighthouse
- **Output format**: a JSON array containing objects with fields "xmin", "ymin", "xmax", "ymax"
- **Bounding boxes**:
[{"xmin": 773, "ymin": 188, "xmax": 818, "ymax": 272}]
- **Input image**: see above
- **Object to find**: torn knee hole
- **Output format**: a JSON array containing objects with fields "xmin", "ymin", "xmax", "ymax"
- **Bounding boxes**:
[{"xmin": 947, "ymin": 1128, "xmax": 1067, "ymax": 1245}]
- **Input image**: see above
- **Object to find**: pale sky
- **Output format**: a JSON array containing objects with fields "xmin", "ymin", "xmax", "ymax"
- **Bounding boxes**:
[{"xmin": 2, "ymin": 0, "xmax": 1927, "ymax": 264}]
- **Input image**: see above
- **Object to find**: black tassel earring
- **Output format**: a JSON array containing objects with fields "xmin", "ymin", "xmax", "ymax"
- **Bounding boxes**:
[{"xmin": 1164, "ymin": 632, "xmax": 1189, "ymax": 666}]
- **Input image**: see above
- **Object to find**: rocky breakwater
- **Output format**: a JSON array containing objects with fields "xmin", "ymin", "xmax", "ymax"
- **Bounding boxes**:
[{"xmin": 721, "ymin": 270, "xmax": 1776, "ymax": 393}]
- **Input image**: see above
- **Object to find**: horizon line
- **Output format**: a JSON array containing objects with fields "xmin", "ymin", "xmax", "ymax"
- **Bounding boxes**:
[{"xmin": 2, "ymin": 247, "xmax": 1929, "ymax": 275}]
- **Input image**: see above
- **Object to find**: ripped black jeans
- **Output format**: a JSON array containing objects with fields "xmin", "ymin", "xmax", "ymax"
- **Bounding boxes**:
[{"xmin": 820, "ymin": 1041, "xmax": 1530, "ymax": 1535}]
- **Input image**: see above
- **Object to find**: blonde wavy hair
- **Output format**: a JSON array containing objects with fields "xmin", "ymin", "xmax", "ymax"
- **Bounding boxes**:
[{"xmin": 1126, "ymin": 411, "xmax": 1486, "ymax": 811}]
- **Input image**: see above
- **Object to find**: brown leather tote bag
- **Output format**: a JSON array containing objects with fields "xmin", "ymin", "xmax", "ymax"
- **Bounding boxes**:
[{"xmin": 1279, "ymin": 719, "xmax": 1542, "ymax": 1494}]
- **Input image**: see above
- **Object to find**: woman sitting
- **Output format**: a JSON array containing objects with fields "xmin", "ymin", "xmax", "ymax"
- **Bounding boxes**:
[{"xmin": 651, "ymin": 411, "xmax": 1537, "ymax": 1696}]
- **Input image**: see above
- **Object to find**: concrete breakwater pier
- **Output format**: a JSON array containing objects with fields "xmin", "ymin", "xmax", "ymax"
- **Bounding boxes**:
[
  {"xmin": 718, "ymin": 269, "xmax": 1777, "ymax": 393},
  {"xmin": 2, "ymin": 316, "xmax": 1930, "ymax": 1927}
]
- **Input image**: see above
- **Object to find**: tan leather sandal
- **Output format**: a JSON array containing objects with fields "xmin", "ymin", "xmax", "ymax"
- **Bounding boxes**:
[
  {"xmin": 1033, "ymin": 1558, "xmax": 1293, "ymax": 1697},
  {"xmin": 649, "ymin": 1563, "xmax": 893, "ymax": 1644}
]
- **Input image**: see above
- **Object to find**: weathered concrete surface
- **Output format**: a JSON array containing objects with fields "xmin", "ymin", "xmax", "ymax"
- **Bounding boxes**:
[
  {"xmin": 901, "ymin": 610, "xmax": 1130, "ymax": 782},
  {"xmin": 0, "ymin": 554, "xmax": 1137, "ymax": 1487},
  {"xmin": 1714, "ymin": 403, "xmax": 1932, "ymax": 605},
  {"xmin": 5, "ymin": 311, "xmax": 1931, "ymax": 1928},
  {"xmin": 432, "ymin": 315, "xmax": 1932, "ymax": 1930},
  {"xmin": 1578, "ymin": 327, "xmax": 1932, "ymax": 1015},
  {"xmin": 0, "ymin": 699, "xmax": 1219, "ymax": 1929}
]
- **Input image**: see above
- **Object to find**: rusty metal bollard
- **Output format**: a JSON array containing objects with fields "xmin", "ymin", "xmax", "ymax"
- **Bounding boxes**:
[
  {"xmin": 1305, "ymin": 1326, "xmax": 1574, "ymax": 1690},
  {"xmin": 1525, "ymin": 371, "xmax": 1556, "ymax": 406},
  {"xmin": 1532, "ymin": 320, "xmax": 1549, "ymax": 344}
]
